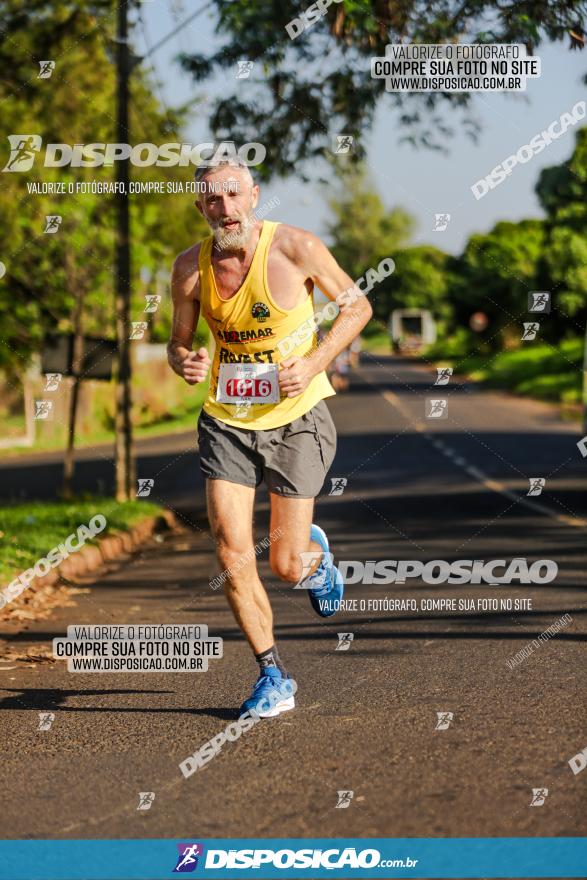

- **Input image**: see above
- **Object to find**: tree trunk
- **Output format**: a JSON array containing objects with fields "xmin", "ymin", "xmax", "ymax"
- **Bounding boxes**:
[{"xmin": 62, "ymin": 283, "xmax": 84, "ymax": 499}]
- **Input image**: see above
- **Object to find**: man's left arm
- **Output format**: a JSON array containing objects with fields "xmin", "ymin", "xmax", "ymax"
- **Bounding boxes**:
[{"xmin": 279, "ymin": 233, "xmax": 373, "ymax": 398}]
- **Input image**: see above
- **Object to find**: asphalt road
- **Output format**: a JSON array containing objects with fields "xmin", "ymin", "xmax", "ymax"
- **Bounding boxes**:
[{"xmin": 1, "ymin": 355, "xmax": 586, "ymax": 845}]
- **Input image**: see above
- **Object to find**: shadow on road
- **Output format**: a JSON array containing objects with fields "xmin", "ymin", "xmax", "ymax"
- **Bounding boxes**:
[{"xmin": 0, "ymin": 688, "xmax": 238, "ymax": 719}]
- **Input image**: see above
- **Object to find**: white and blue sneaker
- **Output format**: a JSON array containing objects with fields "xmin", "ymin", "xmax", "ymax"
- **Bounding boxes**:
[
  {"xmin": 239, "ymin": 668, "xmax": 296, "ymax": 718},
  {"xmin": 306, "ymin": 524, "xmax": 344, "ymax": 617}
]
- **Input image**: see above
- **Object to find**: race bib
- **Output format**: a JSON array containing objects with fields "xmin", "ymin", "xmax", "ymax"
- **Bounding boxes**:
[{"xmin": 216, "ymin": 362, "xmax": 280, "ymax": 405}]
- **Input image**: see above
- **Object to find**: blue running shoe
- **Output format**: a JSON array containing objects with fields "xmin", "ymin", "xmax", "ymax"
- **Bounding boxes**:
[
  {"xmin": 239, "ymin": 668, "xmax": 296, "ymax": 718},
  {"xmin": 306, "ymin": 524, "xmax": 344, "ymax": 617}
]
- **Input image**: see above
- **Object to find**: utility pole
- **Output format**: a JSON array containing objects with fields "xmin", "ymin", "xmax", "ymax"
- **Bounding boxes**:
[
  {"xmin": 63, "ymin": 250, "xmax": 84, "ymax": 499},
  {"xmin": 114, "ymin": 0, "xmax": 135, "ymax": 501},
  {"xmin": 583, "ymin": 319, "xmax": 587, "ymax": 434},
  {"xmin": 110, "ymin": 2, "xmax": 205, "ymax": 499}
]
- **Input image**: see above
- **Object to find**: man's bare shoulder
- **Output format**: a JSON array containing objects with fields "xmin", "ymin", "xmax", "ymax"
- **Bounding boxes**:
[
  {"xmin": 171, "ymin": 242, "xmax": 204, "ymax": 298},
  {"xmin": 273, "ymin": 223, "xmax": 326, "ymax": 266},
  {"xmin": 172, "ymin": 242, "xmax": 201, "ymax": 274}
]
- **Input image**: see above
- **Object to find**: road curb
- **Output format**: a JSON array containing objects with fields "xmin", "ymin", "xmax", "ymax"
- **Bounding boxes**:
[{"xmin": 10, "ymin": 509, "xmax": 181, "ymax": 594}]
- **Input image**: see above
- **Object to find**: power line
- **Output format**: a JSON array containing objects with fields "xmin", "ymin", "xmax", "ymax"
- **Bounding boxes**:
[
  {"xmin": 137, "ymin": 4, "xmax": 175, "ymax": 128},
  {"xmin": 166, "ymin": 0, "xmax": 190, "ymax": 55},
  {"xmin": 142, "ymin": 1, "xmax": 213, "ymax": 59}
]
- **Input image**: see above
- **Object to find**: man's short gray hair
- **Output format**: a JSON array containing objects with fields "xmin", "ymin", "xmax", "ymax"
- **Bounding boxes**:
[{"xmin": 194, "ymin": 156, "xmax": 254, "ymax": 186}]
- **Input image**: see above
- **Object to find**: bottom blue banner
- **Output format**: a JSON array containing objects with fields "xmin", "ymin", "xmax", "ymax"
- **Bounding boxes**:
[{"xmin": 0, "ymin": 837, "xmax": 585, "ymax": 879}]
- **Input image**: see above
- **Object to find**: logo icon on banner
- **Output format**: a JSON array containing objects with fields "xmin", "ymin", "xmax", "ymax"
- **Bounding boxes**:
[
  {"xmin": 521, "ymin": 322, "xmax": 539, "ymax": 341},
  {"xmin": 3, "ymin": 135, "xmax": 42, "ymax": 172},
  {"xmin": 34, "ymin": 400, "xmax": 54, "ymax": 420},
  {"xmin": 173, "ymin": 843, "xmax": 204, "ymax": 873},
  {"xmin": 294, "ymin": 550, "xmax": 334, "ymax": 588},
  {"xmin": 234, "ymin": 401, "xmax": 252, "ymax": 419},
  {"xmin": 137, "ymin": 478, "xmax": 155, "ymax": 497},
  {"xmin": 527, "ymin": 478, "xmax": 545, "ymax": 497},
  {"xmin": 44, "ymin": 373, "xmax": 62, "ymax": 392},
  {"xmin": 427, "ymin": 398, "xmax": 448, "ymax": 419},
  {"xmin": 236, "ymin": 60, "xmax": 254, "ymax": 79},
  {"xmin": 129, "ymin": 322, "xmax": 148, "ymax": 340},
  {"xmin": 38, "ymin": 712, "xmax": 55, "ymax": 731},
  {"xmin": 144, "ymin": 295, "xmax": 161, "ymax": 313}
]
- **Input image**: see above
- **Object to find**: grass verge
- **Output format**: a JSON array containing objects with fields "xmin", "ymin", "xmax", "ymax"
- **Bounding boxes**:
[
  {"xmin": 423, "ymin": 338, "xmax": 584, "ymax": 405},
  {"xmin": 0, "ymin": 381, "xmax": 207, "ymax": 458},
  {"xmin": 0, "ymin": 497, "xmax": 162, "ymax": 586}
]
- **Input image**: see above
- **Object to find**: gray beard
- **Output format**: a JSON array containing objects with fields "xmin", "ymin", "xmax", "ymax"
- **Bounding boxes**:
[{"xmin": 212, "ymin": 217, "xmax": 254, "ymax": 251}]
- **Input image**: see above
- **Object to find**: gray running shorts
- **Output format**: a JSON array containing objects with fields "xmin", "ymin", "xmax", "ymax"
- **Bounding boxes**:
[{"xmin": 197, "ymin": 399, "xmax": 337, "ymax": 498}]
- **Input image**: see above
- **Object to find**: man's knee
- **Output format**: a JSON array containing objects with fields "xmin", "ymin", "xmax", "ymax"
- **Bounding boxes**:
[
  {"xmin": 270, "ymin": 550, "xmax": 301, "ymax": 583},
  {"xmin": 215, "ymin": 536, "xmax": 253, "ymax": 576}
]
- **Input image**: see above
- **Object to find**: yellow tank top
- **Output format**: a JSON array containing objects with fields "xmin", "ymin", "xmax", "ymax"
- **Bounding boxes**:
[{"xmin": 199, "ymin": 220, "xmax": 335, "ymax": 430}]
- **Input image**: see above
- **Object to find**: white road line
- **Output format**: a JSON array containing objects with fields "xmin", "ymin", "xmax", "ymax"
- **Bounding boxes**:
[{"xmin": 379, "ymin": 388, "xmax": 587, "ymax": 530}]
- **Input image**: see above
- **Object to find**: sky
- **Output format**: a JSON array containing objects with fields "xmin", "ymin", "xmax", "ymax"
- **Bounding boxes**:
[{"xmin": 136, "ymin": 1, "xmax": 586, "ymax": 256}]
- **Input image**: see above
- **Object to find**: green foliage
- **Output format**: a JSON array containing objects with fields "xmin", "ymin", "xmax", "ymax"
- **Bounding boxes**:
[
  {"xmin": 325, "ymin": 164, "xmax": 455, "ymax": 328},
  {"xmin": 181, "ymin": 0, "xmax": 585, "ymax": 178},
  {"xmin": 424, "ymin": 326, "xmax": 480, "ymax": 361},
  {"xmin": 325, "ymin": 162, "xmax": 416, "ymax": 316},
  {"xmin": 536, "ymin": 128, "xmax": 587, "ymax": 320},
  {"xmin": 386, "ymin": 245, "xmax": 454, "ymax": 326},
  {"xmin": 325, "ymin": 163, "xmax": 414, "ymax": 276},
  {"xmin": 446, "ymin": 339, "xmax": 583, "ymax": 404},
  {"xmin": 454, "ymin": 219, "xmax": 547, "ymax": 348},
  {"xmin": 424, "ymin": 338, "xmax": 582, "ymax": 403},
  {"xmin": 0, "ymin": 1, "xmax": 208, "ymax": 377},
  {"xmin": 0, "ymin": 495, "xmax": 162, "ymax": 583}
]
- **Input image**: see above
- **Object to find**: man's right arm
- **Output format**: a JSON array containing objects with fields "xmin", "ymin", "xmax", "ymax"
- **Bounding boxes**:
[{"xmin": 167, "ymin": 246, "xmax": 211, "ymax": 384}]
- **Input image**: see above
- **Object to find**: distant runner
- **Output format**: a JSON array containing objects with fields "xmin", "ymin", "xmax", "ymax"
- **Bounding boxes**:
[
  {"xmin": 168, "ymin": 156, "xmax": 371, "ymax": 717},
  {"xmin": 330, "ymin": 348, "xmax": 351, "ymax": 393}
]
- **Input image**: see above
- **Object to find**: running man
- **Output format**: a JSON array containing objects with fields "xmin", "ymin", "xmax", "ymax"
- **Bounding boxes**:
[{"xmin": 168, "ymin": 157, "xmax": 372, "ymax": 717}]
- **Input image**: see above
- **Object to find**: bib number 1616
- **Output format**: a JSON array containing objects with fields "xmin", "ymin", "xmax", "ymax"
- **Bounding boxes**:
[{"xmin": 225, "ymin": 377, "xmax": 272, "ymax": 398}]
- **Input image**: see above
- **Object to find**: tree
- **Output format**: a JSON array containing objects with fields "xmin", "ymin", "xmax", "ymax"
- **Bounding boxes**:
[
  {"xmin": 536, "ymin": 128, "xmax": 587, "ymax": 322},
  {"xmin": 181, "ymin": 0, "xmax": 587, "ymax": 179},
  {"xmin": 456, "ymin": 219, "xmax": 548, "ymax": 348},
  {"xmin": 0, "ymin": 1, "xmax": 208, "ymax": 378},
  {"xmin": 0, "ymin": 1, "xmax": 208, "ymax": 495},
  {"xmin": 326, "ymin": 166, "xmax": 455, "ymax": 334},
  {"xmin": 385, "ymin": 245, "xmax": 454, "ymax": 328},
  {"xmin": 324, "ymin": 162, "xmax": 415, "ymax": 325}
]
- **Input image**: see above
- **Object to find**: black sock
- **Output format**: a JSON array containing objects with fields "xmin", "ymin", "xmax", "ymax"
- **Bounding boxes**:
[{"xmin": 255, "ymin": 645, "xmax": 287, "ymax": 677}]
